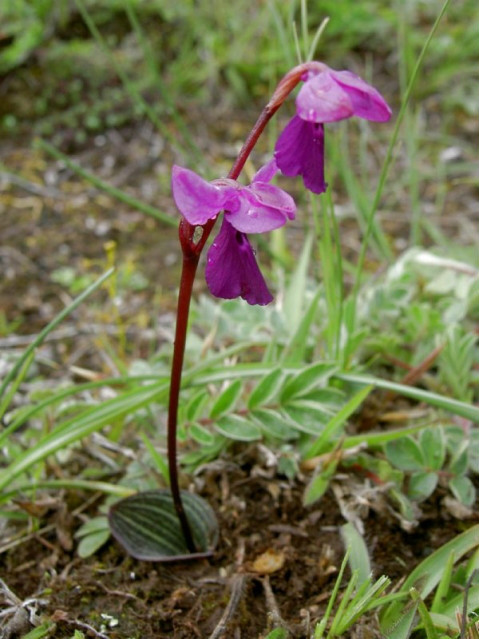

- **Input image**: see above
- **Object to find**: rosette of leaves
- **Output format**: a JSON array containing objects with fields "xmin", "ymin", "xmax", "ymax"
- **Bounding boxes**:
[{"xmin": 384, "ymin": 425, "xmax": 477, "ymax": 506}]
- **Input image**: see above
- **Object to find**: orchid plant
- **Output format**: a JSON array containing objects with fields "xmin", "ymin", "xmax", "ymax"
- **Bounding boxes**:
[{"xmin": 108, "ymin": 60, "xmax": 391, "ymax": 561}]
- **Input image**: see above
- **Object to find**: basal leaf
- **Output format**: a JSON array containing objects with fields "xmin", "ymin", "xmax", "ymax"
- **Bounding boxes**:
[
  {"xmin": 109, "ymin": 490, "xmax": 219, "ymax": 561},
  {"xmin": 379, "ymin": 524, "xmax": 479, "ymax": 639}
]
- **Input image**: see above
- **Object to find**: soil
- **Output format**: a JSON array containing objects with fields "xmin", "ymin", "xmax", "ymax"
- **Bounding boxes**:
[
  {"xmin": 1, "ymin": 33, "xmax": 478, "ymax": 639},
  {"xmin": 1, "ymin": 447, "xmax": 474, "ymax": 639}
]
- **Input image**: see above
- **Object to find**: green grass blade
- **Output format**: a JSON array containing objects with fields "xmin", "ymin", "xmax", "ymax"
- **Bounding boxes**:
[
  {"xmin": 352, "ymin": 0, "xmax": 452, "ymax": 317},
  {"xmin": 0, "ymin": 375, "xmax": 168, "ymax": 447},
  {"xmin": 0, "ymin": 350, "xmax": 35, "ymax": 422},
  {"xmin": 283, "ymin": 233, "xmax": 313, "ymax": 336},
  {"xmin": 36, "ymin": 139, "xmax": 176, "ymax": 226},
  {"xmin": 305, "ymin": 385, "xmax": 373, "ymax": 458},
  {"xmin": 409, "ymin": 588, "xmax": 439, "ymax": 639},
  {"xmin": 379, "ymin": 525, "xmax": 479, "ymax": 638},
  {"xmin": 282, "ymin": 288, "xmax": 321, "ymax": 364},
  {"xmin": 0, "ymin": 267, "xmax": 114, "ymax": 403},
  {"xmin": 336, "ymin": 373, "xmax": 479, "ymax": 423},
  {"xmin": 0, "ymin": 383, "xmax": 165, "ymax": 492},
  {"xmin": 341, "ymin": 522, "xmax": 371, "ymax": 585},
  {"xmin": 20, "ymin": 623, "xmax": 55, "ymax": 639},
  {"xmin": 124, "ymin": 0, "xmax": 201, "ymax": 161},
  {"xmin": 140, "ymin": 433, "xmax": 170, "ymax": 485},
  {"xmin": 430, "ymin": 550, "xmax": 455, "ymax": 613},
  {"xmin": 0, "ymin": 480, "xmax": 134, "ymax": 505},
  {"xmin": 73, "ymin": 0, "xmax": 190, "ymax": 157},
  {"xmin": 343, "ymin": 423, "xmax": 431, "ymax": 450},
  {"xmin": 315, "ymin": 548, "xmax": 350, "ymax": 638}
]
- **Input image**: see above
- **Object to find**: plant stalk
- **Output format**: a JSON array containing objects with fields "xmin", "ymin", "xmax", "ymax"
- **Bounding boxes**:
[
  {"xmin": 166, "ymin": 60, "xmax": 325, "ymax": 551},
  {"xmin": 167, "ymin": 221, "xmax": 200, "ymax": 552}
]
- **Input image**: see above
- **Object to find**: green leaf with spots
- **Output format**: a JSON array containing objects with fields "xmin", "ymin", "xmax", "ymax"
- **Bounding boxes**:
[{"xmin": 109, "ymin": 490, "xmax": 219, "ymax": 561}]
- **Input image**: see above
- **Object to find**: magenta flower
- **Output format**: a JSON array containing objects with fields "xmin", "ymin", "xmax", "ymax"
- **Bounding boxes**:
[
  {"xmin": 275, "ymin": 67, "xmax": 392, "ymax": 194},
  {"xmin": 171, "ymin": 160, "xmax": 295, "ymax": 305}
]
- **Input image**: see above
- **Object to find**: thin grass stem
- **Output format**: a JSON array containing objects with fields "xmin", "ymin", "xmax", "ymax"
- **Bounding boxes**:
[
  {"xmin": 0, "ymin": 268, "xmax": 114, "ymax": 404},
  {"xmin": 73, "ymin": 0, "xmax": 191, "ymax": 157},
  {"xmin": 36, "ymin": 139, "xmax": 176, "ymax": 226},
  {"xmin": 351, "ymin": 0, "xmax": 452, "ymax": 317}
]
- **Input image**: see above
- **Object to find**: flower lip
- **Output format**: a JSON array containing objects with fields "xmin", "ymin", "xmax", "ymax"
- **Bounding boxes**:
[
  {"xmin": 205, "ymin": 219, "xmax": 273, "ymax": 306},
  {"xmin": 275, "ymin": 115, "xmax": 327, "ymax": 195}
]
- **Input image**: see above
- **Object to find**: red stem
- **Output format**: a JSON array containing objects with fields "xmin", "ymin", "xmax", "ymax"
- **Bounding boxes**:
[
  {"xmin": 166, "ymin": 60, "xmax": 326, "ymax": 551},
  {"xmin": 167, "ymin": 221, "xmax": 200, "ymax": 552}
]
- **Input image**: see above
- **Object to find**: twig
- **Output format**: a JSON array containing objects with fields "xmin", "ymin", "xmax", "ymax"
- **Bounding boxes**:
[
  {"xmin": 51, "ymin": 610, "xmax": 110, "ymax": 639},
  {"xmin": 207, "ymin": 574, "xmax": 245, "ymax": 639},
  {"xmin": 399, "ymin": 343, "xmax": 445, "ymax": 387},
  {"xmin": 0, "ymin": 170, "xmax": 62, "ymax": 198},
  {"xmin": 384, "ymin": 342, "xmax": 444, "ymax": 402},
  {"xmin": 0, "ymin": 524, "xmax": 56, "ymax": 556},
  {"xmin": 0, "ymin": 323, "xmax": 171, "ymax": 349},
  {"xmin": 460, "ymin": 569, "xmax": 479, "ymax": 639},
  {"xmin": 262, "ymin": 575, "xmax": 291, "ymax": 634},
  {"xmin": 97, "ymin": 583, "xmax": 139, "ymax": 601}
]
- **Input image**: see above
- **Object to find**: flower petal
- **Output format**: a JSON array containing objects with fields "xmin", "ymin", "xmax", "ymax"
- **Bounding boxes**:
[
  {"xmin": 275, "ymin": 116, "xmax": 327, "ymax": 195},
  {"xmin": 253, "ymin": 157, "xmax": 279, "ymax": 183},
  {"xmin": 296, "ymin": 71, "xmax": 353, "ymax": 123},
  {"xmin": 227, "ymin": 182, "xmax": 296, "ymax": 234},
  {"xmin": 331, "ymin": 70, "xmax": 392, "ymax": 122},
  {"xmin": 205, "ymin": 220, "xmax": 273, "ymax": 306},
  {"xmin": 171, "ymin": 165, "xmax": 230, "ymax": 225}
]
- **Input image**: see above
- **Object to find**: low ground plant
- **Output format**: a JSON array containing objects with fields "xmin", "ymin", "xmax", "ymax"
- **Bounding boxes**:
[{"xmin": 0, "ymin": 0, "xmax": 478, "ymax": 637}]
